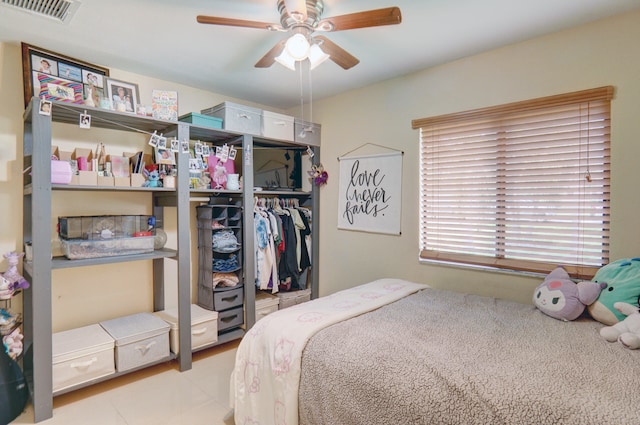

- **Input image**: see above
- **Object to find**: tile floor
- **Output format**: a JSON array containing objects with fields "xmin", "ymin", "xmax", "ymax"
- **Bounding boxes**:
[{"xmin": 11, "ymin": 341, "xmax": 239, "ymax": 425}]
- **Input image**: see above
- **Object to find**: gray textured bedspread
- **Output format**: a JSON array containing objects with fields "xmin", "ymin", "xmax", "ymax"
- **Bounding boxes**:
[{"xmin": 299, "ymin": 288, "xmax": 640, "ymax": 424}]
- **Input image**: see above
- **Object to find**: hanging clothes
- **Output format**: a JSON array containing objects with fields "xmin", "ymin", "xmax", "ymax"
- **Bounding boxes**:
[
  {"xmin": 298, "ymin": 208, "xmax": 312, "ymax": 271},
  {"xmin": 253, "ymin": 197, "xmax": 313, "ymax": 292}
]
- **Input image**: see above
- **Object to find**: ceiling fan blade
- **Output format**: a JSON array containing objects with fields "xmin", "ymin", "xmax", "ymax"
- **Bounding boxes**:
[
  {"xmin": 255, "ymin": 39, "xmax": 287, "ymax": 68},
  {"xmin": 197, "ymin": 15, "xmax": 281, "ymax": 31},
  {"xmin": 317, "ymin": 7, "xmax": 401, "ymax": 32},
  {"xmin": 315, "ymin": 36, "xmax": 360, "ymax": 70}
]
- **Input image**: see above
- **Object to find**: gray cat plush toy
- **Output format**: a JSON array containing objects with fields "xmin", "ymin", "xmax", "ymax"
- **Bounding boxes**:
[{"xmin": 533, "ymin": 266, "xmax": 606, "ymax": 321}]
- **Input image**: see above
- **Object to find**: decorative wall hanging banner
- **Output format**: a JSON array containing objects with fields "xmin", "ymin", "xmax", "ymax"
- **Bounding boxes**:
[{"xmin": 337, "ymin": 149, "xmax": 403, "ymax": 235}]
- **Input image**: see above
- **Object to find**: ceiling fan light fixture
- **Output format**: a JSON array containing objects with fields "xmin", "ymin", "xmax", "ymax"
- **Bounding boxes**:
[
  {"xmin": 308, "ymin": 43, "xmax": 330, "ymax": 70},
  {"xmin": 284, "ymin": 33, "xmax": 310, "ymax": 60},
  {"xmin": 275, "ymin": 49, "xmax": 297, "ymax": 71}
]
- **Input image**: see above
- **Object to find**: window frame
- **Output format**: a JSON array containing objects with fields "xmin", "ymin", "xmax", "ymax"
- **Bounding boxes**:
[{"xmin": 412, "ymin": 86, "xmax": 613, "ymax": 279}]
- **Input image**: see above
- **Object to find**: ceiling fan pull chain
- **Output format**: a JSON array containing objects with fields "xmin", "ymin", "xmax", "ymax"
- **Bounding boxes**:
[
  {"xmin": 299, "ymin": 61, "xmax": 305, "ymax": 123},
  {"xmin": 308, "ymin": 64, "xmax": 313, "ymax": 125}
]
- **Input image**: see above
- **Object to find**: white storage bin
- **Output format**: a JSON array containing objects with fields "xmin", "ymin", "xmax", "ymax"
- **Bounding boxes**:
[
  {"xmin": 201, "ymin": 101, "xmax": 262, "ymax": 136},
  {"xmin": 277, "ymin": 288, "xmax": 312, "ymax": 310},
  {"xmin": 154, "ymin": 304, "xmax": 218, "ymax": 354},
  {"xmin": 294, "ymin": 119, "xmax": 321, "ymax": 147},
  {"xmin": 99, "ymin": 313, "xmax": 170, "ymax": 372},
  {"xmin": 255, "ymin": 292, "xmax": 279, "ymax": 322},
  {"xmin": 262, "ymin": 110, "xmax": 294, "ymax": 141},
  {"xmin": 52, "ymin": 324, "xmax": 115, "ymax": 393}
]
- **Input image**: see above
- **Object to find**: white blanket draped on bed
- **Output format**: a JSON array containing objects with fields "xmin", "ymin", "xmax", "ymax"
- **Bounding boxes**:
[{"xmin": 231, "ymin": 278, "xmax": 428, "ymax": 425}]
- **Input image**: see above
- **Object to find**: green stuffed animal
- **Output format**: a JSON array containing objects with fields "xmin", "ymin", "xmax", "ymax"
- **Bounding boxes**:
[{"xmin": 588, "ymin": 258, "xmax": 640, "ymax": 325}]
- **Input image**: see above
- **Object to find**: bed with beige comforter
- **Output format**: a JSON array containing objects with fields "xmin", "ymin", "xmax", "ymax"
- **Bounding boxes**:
[{"xmin": 232, "ymin": 279, "xmax": 640, "ymax": 425}]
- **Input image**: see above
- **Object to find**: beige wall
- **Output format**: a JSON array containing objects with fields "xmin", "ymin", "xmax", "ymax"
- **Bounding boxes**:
[
  {"xmin": 1, "ymin": 10, "xmax": 639, "ymax": 331},
  {"xmin": 305, "ymin": 9, "xmax": 640, "ymax": 302}
]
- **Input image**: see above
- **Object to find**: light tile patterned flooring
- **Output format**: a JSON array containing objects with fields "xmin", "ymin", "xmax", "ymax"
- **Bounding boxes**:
[{"xmin": 12, "ymin": 341, "xmax": 239, "ymax": 425}]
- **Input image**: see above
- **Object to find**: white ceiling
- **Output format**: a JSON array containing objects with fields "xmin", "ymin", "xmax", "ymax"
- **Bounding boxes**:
[{"xmin": 1, "ymin": 0, "xmax": 639, "ymax": 109}]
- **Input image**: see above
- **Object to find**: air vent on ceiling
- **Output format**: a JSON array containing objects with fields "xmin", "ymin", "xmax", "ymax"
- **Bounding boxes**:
[{"xmin": 1, "ymin": 0, "xmax": 80, "ymax": 24}]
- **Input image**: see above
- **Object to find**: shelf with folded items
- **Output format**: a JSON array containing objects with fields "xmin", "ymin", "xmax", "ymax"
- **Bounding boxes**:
[{"xmin": 196, "ymin": 203, "xmax": 244, "ymax": 334}]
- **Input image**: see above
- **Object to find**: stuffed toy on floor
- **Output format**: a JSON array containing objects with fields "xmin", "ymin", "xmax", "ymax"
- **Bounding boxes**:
[
  {"xmin": 588, "ymin": 258, "xmax": 640, "ymax": 325},
  {"xmin": 600, "ymin": 302, "xmax": 640, "ymax": 349},
  {"xmin": 533, "ymin": 266, "xmax": 606, "ymax": 321}
]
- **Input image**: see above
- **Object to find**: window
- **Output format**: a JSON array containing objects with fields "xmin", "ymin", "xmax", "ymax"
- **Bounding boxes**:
[{"xmin": 412, "ymin": 86, "xmax": 612, "ymax": 279}]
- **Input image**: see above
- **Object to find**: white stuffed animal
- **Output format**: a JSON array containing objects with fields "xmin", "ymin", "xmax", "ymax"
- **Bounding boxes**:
[{"xmin": 600, "ymin": 302, "xmax": 640, "ymax": 349}]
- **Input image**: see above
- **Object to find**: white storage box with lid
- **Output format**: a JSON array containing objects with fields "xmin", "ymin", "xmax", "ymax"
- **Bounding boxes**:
[
  {"xmin": 277, "ymin": 288, "xmax": 312, "ymax": 309},
  {"xmin": 154, "ymin": 304, "xmax": 218, "ymax": 354},
  {"xmin": 294, "ymin": 119, "xmax": 321, "ymax": 147},
  {"xmin": 201, "ymin": 101, "xmax": 262, "ymax": 136},
  {"xmin": 99, "ymin": 313, "xmax": 170, "ymax": 372},
  {"xmin": 262, "ymin": 110, "xmax": 294, "ymax": 141},
  {"xmin": 255, "ymin": 291, "xmax": 279, "ymax": 322},
  {"xmin": 52, "ymin": 324, "xmax": 115, "ymax": 393}
]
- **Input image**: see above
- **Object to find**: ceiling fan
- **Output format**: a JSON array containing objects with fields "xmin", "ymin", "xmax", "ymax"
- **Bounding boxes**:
[{"xmin": 196, "ymin": 0, "xmax": 401, "ymax": 70}]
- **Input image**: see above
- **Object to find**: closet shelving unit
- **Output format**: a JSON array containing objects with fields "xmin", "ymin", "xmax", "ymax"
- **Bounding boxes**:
[
  {"xmin": 189, "ymin": 135, "xmax": 321, "ymax": 329},
  {"xmin": 22, "ymin": 98, "xmax": 190, "ymax": 422},
  {"xmin": 22, "ymin": 97, "xmax": 319, "ymax": 422}
]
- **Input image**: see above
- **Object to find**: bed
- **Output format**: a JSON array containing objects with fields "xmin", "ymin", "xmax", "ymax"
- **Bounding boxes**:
[{"xmin": 230, "ymin": 278, "xmax": 640, "ymax": 425}]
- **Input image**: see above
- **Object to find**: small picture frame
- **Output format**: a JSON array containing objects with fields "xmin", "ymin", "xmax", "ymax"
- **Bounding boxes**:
[
  {"xmin": 181, "ymin": 140, "xmax": 190, "ymax": 154},
  {"xmin": 229, "ymin": 146, "xmax": 237, "ymax": 161},
  {"xmin": 105, "ymin": 78, "xmax": 139, "ymax": 114},
  {"xmin": 156, "ymin": 148, "xmax": 176, "ymax": 165}
]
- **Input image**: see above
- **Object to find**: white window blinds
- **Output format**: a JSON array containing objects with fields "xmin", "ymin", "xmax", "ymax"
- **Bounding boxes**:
[{"xmin": 411, "ymin": 86, "xmax": 613, "ymax": 279}]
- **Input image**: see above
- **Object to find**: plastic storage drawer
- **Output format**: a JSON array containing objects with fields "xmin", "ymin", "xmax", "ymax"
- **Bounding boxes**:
[
  {"xmin": 201, "ymin": 101, "xmax": 262, "ymax": 136},
  {"xmin": 52, "ymin": 324, "xmax": 115, "ymax": 393},
  {"xmin": 154, "ymin": 304, "xmax": 218, "ymax": 354},
  {"xmin": 262, "ymin": 110, "xmax": 294, "ymax": 141},
  {"xmin": 99, "ymin": 313, "xmax": 170, "ymax": 372}
]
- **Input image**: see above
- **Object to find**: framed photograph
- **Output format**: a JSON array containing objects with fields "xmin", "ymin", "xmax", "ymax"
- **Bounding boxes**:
[
  {"xmin": 105, "ymin": 78, "xmax": 139, "ymax": 114},
  {"xmin": 156, "ymin": 148, "xmax": 176, "ymax": 165},
  {"xmin": 36, "ymin": 74, "xmax": 84, "ymax": 103},
  {"xmin": 21, "ymin": 42, "xmax": 109, "ymax": 108}
]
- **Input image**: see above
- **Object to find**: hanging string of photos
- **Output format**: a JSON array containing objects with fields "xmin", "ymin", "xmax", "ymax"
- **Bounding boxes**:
[{"xmin": 40, "ymin": 98, "xmax": 238, "ymax": 190}]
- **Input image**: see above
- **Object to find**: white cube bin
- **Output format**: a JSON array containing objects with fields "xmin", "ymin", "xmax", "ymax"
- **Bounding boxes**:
[
  {"xmin": 262, "ymin": 110, "xmax": 294, "ymax": 141},
  {"xmin": 99, "ymin": 313, "xmax": 170, "ymax": 372},
  {"xmin": 294, "ymin": 119, "xmax": 321, "ymax": 147},
  {"xmin": 52, "ymin": 324, "xmax": 115, "ymax": 393},
  {"xmin": 201, "ymin": 101, "xmax": 262, "ymax": 136},
  {"xmin": 277, "ymin": 288, "xmax": 312, "ymax": 310},
  {"xmin": 255, "ymin": 292, "xmax": 279, "ymax": 322},
  {"xmin": 154, "ymin": 304, "xmax": 219, "ymax": 354}
]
